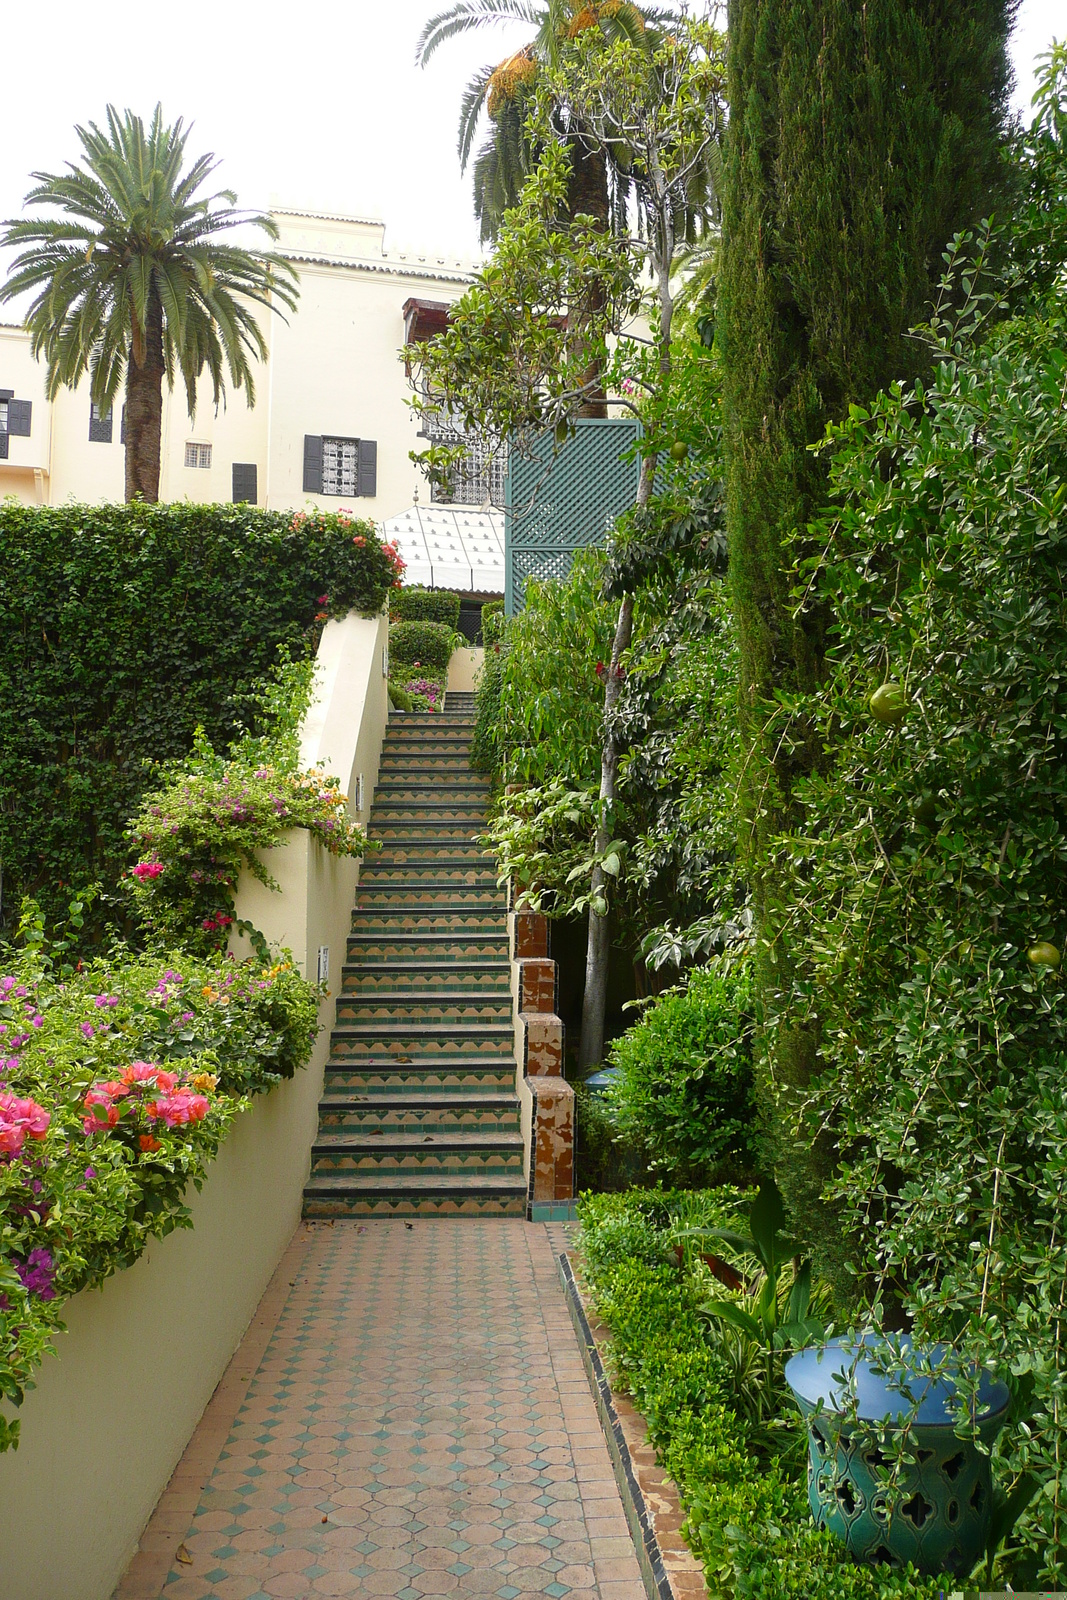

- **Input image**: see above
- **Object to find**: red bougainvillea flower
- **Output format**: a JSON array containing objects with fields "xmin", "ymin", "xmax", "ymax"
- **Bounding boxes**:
[{"xmin": 139, "ymin": 1135, "xmax": 163, "ymax": 1153}]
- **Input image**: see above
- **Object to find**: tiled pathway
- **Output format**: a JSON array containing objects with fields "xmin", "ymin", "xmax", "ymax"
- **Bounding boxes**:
[{"xmin": 115, "ymin": 1221, "xmax": 645, "ymax": 1600}]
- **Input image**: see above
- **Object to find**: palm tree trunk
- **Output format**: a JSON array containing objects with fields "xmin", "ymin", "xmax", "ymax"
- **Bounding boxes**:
[
  {"xmin": 567, "ymin": 138, "xmax": 609, "ymax": 420},
  {"xmin": 124, "ymin": 290, "xmax": 165, "ymax": 502}
]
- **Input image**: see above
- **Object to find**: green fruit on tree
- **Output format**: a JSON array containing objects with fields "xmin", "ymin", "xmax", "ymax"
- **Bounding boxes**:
[
  {"xmin": 869, "ymin": 683, "xmax": 909, "ymax": 724},
  {"xmin": 669, "ymin": 440, "xmax": 689, "ymax": 461},
  {"xmin": 1027, "ymin": 940, "xmax": 1061, "ymax": 970}
]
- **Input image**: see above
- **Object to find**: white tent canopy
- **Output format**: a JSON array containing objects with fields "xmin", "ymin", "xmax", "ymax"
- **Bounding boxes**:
[{"xmin": 381, "ymin": 503, "xmax": 504, "ymax": 595}]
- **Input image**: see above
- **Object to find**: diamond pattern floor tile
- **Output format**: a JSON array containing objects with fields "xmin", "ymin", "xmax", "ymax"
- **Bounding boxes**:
[{"xmin": 113, "ymin": 1222, "xmax": 646, "ymax": 1600}]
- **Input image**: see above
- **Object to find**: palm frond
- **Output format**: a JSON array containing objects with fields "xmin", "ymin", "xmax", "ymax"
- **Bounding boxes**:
[{"xmin": 416, "ymin": 0, "xmax": 542, "ymax": 66}]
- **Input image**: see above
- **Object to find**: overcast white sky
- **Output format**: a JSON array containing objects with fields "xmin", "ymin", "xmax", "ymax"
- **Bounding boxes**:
[{"xmin": 0, "ymin": 0, "xmax": 1062, "ymax": 289}]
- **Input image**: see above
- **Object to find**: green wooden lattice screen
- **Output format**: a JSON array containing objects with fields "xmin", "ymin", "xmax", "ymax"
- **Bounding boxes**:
[{"xmin": 504, "ymin": 418, "xmax": 641, "ymax": 614}]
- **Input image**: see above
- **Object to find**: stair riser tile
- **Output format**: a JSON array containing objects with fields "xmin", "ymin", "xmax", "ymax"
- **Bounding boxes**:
[
  {"xmin": 335, "ymin": 1005, "xmax": 512, "ymax": 1028},
  {"xmin": 317, "ymin": 1110, "xmax": 520, "ymax": 1133},
  {"xmin": 309, "ymin": 1153, "xmax": 524, "ymax": 1176},
  {"xmin": 341, "ymin": 974, "xmax": 510, "ymax": 995},
  {"xmin": 324, "ymin": 1071, "xmax": 515, "ymax": 1093},
  {"xmin": 358, "ymin": 866, "xmax": 498, "ymax": 884},
  {"xmin": 302, "ymin": 1195, "xmax": 526, "ymax": 1219},
  {"xmin": 349, "ymin": 943, "xmax": 509, "ymax": 963},
  {"xmin": 351, "ymin": 915, "xmax": 506, "ymax": 933}
]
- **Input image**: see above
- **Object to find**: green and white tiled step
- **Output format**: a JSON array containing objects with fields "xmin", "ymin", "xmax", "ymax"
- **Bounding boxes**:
[
  {"xmin": 303, "ymin": 705, "xmax": 523, "ymax": 1219},
  {"xmin": 310, "ymin": 1130, "xmax": 524, "ymax": 1175},
  {"xmin": 317, "ymin": 1091, "xmax": 518, "ymax": 1131},
  {"xmin": 302, "ymin": 1172, "xmax": 527, "ymax": 1219},
  {"xmin": 342, "ymin": 961, "xmax": 509, "ymax": 994},
  {"xmin": 324, "ymin": 1058, "xmax": 516, "ymax": 1093}
]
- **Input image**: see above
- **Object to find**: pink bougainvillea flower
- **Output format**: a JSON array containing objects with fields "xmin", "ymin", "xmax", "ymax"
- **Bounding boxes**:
[
  {"xmin": 120, "ymin": 1062, "xmax": 177, "ymax": 1092},
  {"xmin": 131, "ymin": 860, "xmax": 165, "ymax": 881},
  {"xmin": 147, "ymin": 1090, "xmax": 210, "ymax": 1128},
  {"xmin": 0, "ymin": 1092, "xmax": 51, "ymax": 1156},
  {"xmin": 80, "ymin": 1021, "xmax": 95, "ymax": 1039}
]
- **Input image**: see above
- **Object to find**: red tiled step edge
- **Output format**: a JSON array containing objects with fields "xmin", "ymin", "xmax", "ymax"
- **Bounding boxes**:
[{"xmin": 558, "ymin": 1251, "xmax": 710, "ymax": 1600}]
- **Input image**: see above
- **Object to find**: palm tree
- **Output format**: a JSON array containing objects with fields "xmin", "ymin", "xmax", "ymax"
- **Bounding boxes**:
[
  {"xmin": 0, "ymin": 106, "xmax": 298, "ymax": 502},
  {"xmin": 419, "ymin": 0, "xmax": 666, "ymax": 417},
  {"xmin": 417, "ymin": 0, "xmax": 665, "ymax": 242}
]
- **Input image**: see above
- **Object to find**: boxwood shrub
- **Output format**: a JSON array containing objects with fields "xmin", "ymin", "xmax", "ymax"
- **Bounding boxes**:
[
  {"xmin": 389, "ymin": 620, "xmax": 456, "ymax": 673},
  {"xmin": 0, "ymin": 502, "xmax": 400, "ymax": 937},
  {"xmin": 576, "ymin": 1191, "xmax": 945, "ymax": 1600},
  {"xmin": 605, "ymin": 957, "xmax": 756, "ymax": 1185},
  {"xmin": 390, "ymin": 586, "xmax": 461, "ymax": 627}
]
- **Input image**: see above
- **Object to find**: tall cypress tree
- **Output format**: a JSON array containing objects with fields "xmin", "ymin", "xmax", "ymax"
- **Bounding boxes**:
[{"xmin": 720, "ymin": 0, "xmax": 1015, "ymax": 1280}]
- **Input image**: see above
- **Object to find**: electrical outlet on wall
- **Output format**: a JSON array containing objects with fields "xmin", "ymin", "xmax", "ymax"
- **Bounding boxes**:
[{"xmin": 353, "ymin": 774, "xmax": 365, "ymax": 812}]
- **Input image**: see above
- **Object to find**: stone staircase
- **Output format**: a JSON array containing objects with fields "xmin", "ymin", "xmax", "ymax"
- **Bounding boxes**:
[{"xmin": 302, "ymin": 694, "xmax": 526, "ymax": 1218}]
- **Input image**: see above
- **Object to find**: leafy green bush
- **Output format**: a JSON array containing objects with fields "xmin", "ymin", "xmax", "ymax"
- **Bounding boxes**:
[
  {"xmin": 390, "ymin": 586, "xmax": 461, "ymax": 627},
  {"xmin": 388, "ymin": 683, "xmax": 415, "ymax": 712},
  {"xmin": 471, "ymin": 615, "xmax": 507, "ymax": 775},
  {"xmin": 604, "ymin": 957, "xmax": 755, "ymax": 1185},
  {"xmin": 576, "ymin": 1191, "xmax": 945, "ymax": 1600},
  {"xmin": 389, "ymin": 620, "xmax": 456, "ymax": 673},
  {"xmin": 498, "ymin": 550, "xmax": 615, "ymax": 788},
  {"xmin": 481, "ymin": 600, "xmax": 506, "ymax": 647},
  {"xmin": 0, "ymin": 502, "xmax": 401, "ymax": 938},
  {"xmin": 124, "ymin": 660, "xmax": 368, "ymax": 955},
  {"xmin": 0, "ymin": 942, "xmax": 320, "ymax": 1452}
]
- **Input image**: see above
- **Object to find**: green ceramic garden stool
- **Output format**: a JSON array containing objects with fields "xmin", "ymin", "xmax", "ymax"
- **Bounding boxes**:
[{"xmin": 785, "ymin": 1336, "xmax": 1010, "ymax": 1577}]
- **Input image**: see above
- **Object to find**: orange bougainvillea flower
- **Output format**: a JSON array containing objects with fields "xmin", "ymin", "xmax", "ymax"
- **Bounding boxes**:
[{"xmin": 139, "ymin": 1134, "xmax": 162, "ymax": 1153}]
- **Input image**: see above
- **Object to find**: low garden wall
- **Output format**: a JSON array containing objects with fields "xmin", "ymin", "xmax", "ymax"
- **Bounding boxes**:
[
  {"xmin": 447, "ymin": 644, "xmax": 483, "ymax": 695},
  {"xmin": 0, "ymin": 609, "xmax": 390, "ymax": 1600}
]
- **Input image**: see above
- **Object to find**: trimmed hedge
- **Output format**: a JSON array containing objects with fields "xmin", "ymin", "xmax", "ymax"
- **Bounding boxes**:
[
  {"xmin": 390, "ymin": 586, "xmax": 462, "ymax": 627},
  {"xmin": 389, "ymin": 620, "xmax": 455, "ymax": 673},
  {"xmin": 0, "ymin": 502, "xmax": 398, "ymax": 936},
  {"xmin": 577, "ymin": 1192, "xmax": 945, "ymax": 1600}
]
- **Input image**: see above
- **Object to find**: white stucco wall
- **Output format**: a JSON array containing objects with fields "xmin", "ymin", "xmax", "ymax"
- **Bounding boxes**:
[
  {"xmin": 0, "ymin": 608, "xmax": 390, "ymax": 1600},
  {"xmin": 0, "ymin": 209, "xmax": 475, "ymax": 518}
]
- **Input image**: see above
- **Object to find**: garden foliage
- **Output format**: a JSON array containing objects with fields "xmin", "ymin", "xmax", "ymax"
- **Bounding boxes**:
[
  {"xmin": 125, "ymin": 658, "xmax": 367, "ymax": 955},
  {"xmin": 0, "ymin": 937, "xmax": 320, "ymax": 1452},
  {"xmin": 0, "ymin": 502, "xmax": 401, "ymax": 938},
  {"xmin": 771, "ymin": 264, "xmax": 1067, "ymax": 1579},
  {"xmin": 577, "ymin": 1191, "xmax": 944, "ymax": 1599},
  {"xmin": 389, "ymin": 586, "xmax": 461, "ymax": 628},
  {"xmin": 604, "ymin": 957, "xmax": 755, "ymax": 1186},
  {"xmin": 388, "ymin": 620, "xmax": 457, "ymax": 673}
]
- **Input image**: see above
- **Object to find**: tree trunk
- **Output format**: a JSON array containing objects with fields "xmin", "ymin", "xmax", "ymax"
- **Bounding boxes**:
[
  {"xmin": 567, "ymin": 137, "xmax": 610, "ymax": 420},
  {"xmin": 124, "ymin": 289, "xmax": 165, "ymax": 502},
  {"xmin": 577, "ymin": 200, "xmax": 675, "ymax": 1070}
]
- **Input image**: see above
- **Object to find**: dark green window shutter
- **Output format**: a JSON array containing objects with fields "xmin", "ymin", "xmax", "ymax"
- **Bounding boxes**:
[
  {"xmin": 120, "ymin": 405, "xmax": 127, "ymax": 445},
  {"xmin": 303, "ymin": 435, "xmax": 323, "ymax": 494},
  {"xmin": 232, "ymin": 463, "xmax": 258, "ymax": 504},
  {"xmin": 7, "ymin": 400, "xmax": 31, "ymax": 436},
  {"xmin": 0, "ymin": 433, "xmax": 7, "ymax": 460},
  {"xmin": 357, "ymin": 438, "xmax": 377, "ymax": 497},
  {"xmin": 89, "ymin": 404, "xmax": 113, "ymax": 443}
]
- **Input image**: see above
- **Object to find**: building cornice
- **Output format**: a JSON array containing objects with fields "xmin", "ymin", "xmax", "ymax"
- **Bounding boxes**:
[{"xmin": 281, "ymin": 251, "xmax": 475, "ymax": 286}]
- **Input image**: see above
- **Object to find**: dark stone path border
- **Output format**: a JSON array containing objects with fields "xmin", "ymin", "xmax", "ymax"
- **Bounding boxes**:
[{"xmin": 557, "ymin": 1255, "xmax": 707, "ymax": 1600}]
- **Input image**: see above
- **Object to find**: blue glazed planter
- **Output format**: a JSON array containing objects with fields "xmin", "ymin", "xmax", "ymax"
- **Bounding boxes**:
[{"xmin": 785, "ymin": 1336, "xmax": 1010, "ymax": 1577}]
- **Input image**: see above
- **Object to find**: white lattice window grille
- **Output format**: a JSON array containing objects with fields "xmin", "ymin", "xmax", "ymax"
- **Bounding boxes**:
[
  {"xmin": 322, "ymin": 436, "xmax": 358, "ymax": 497},
  {"xmin": 185, "ymin": 442, "xmax": 212, "ymax": 469},
  {"xmin": 424, "ymin": 414, "xmax": 505, "ymax": 506}
]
